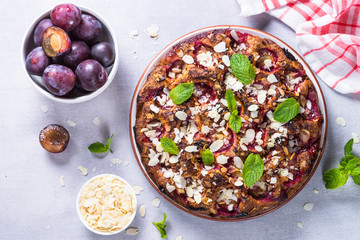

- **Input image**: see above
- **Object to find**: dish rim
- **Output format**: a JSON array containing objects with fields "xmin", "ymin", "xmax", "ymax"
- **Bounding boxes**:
[{"xmin": 129, "ymin": 25, "xmax": 328, "ymax": 221}]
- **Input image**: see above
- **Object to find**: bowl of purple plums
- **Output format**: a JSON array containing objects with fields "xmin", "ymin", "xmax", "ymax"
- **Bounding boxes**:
[{"xmin": 22, "ymin": 3, "xmax": 118, "ymax": 103}]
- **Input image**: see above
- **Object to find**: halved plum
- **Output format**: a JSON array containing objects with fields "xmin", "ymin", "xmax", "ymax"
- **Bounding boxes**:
[
  {"xmin": 142, "ymin": 121, "xmax": 165, "ymax": 143},
  {"xmin": 229, "ymin": 30, "xmax": 249, "ymax": 52},
  {"xmin": 42, "ymin": 26, "xmax": 71, "ymax": 57},
  {"xmin": 256, "ymin": 48, "xmax": 278, "ymax": 72}
]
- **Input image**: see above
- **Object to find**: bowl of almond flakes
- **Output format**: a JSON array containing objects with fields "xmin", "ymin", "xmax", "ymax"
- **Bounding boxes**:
[{"xmin": 76, "ymin": 174, "xmax": 137, "ymax": 235}]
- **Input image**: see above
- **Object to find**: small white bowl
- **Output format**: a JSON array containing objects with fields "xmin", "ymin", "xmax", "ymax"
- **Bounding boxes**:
[
  {"xmin": 76, "ymin": 174, "xmax": 137, "ymax": 235},
  {"xmin": 22, "ymin": 6, "xmax": 119, "ymax": 103}
]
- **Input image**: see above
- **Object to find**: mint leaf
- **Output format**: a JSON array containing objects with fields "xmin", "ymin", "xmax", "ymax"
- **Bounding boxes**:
[
  {"xmin": 160, "ymin": 137, "xmax": 179, "ymax": 155},
  {"xmin": 202, "ymin": 149, "xmax": 214, "ymax": 166},
  {"xmin": 340, "ymin": 155, "xmax": 356, "ymax": 168},
  {"xmin": 152, "ymin": 213, "xmax": 167, "ymax": 238},
  {"xmin": 225, "ymin": 90, "xmax": 237, "ymax": 113},
  {"xmin": 351, "ymin": 166, "xmax": 360, "ymax": 176},
  {"xmin": 345, "ymin": 157, "xmax": 360, "ymax": 172},
  {"xmin": 353, "ymin": 175, "xmax": 360, "ymax": 185},
  {"xmin": 242, "ymin": 153, "xmax": 264, "ymax": 187},
  {"xmin": 273, "ymin": 98, "xmax": 300, "ymax": 123},
  {"xmin": 229, "ymin": 111, "xmax": 242, "ymax": 133},
  {"xmin": 230, "ymin": 53, "xmax": 255, "ymax": 85},
  {"xmin": 344, "ymin": 139, "xmax": 354, "ymax": 156},
  {"xmin": 88, "ymin": 134, "xmax": 114, "ymax": 153},
  {"xmin": 323, "ymin": 168, "xmax": 348, "ymax": 189},
  {"xmin": 169, "ymin": 82, "xmax": 194, "ymax": 105}
]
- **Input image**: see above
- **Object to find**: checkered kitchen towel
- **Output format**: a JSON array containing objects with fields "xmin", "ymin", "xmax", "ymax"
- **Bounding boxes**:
[{"xmin": 238, "ymin": 0, "xmax": 360, "ymax": 94}]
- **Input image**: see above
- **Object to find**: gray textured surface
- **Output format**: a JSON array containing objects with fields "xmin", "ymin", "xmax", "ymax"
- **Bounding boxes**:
[{"xmin": 2, "ymin": 0, "xmax": 360, "ymax": 239}]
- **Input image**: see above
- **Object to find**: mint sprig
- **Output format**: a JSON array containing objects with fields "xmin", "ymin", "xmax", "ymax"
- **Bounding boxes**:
[
  {"xmin": 230, "ymin": 53, "xmax": 256, "ymax": 85},
  {"xmin": 201, "ymin": 149, "xmax": 214, "ymax": 166},
  {"xmin": 88, "ymin": 134, "xmax": 114, "ymax": 153},
  {"xmin": 160, "ymin": 137, "xmax": 179, "ymax": 155},
  {"xmin": 152, "ymin": 213, "xmax": 167, "ymax": 238},
  {"xmin": 323, "ymin": 139, "xmax": 360, "ymax": 189},
  {"xmin": 242, "ymin": 153, "xmax": 264, "ymax": 187},
  {"xmin": 225, "ymin": 90, "xmax": 242, "ymax": 133},
  {"xmin": 169, "ymin": 82, "xmax": 194, "ymax": 105},
  {"xmin": 273, "ymin": 98, "xmax": 300, "ymax": 123}
]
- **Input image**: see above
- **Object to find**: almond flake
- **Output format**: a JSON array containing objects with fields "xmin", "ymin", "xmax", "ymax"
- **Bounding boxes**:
[
  {"xmin": 78, "ymin": 166, "xmax": 88, "ymax": 176},
  {"xmin": 248, "ymin": 105, "xmax": 259, "ymax": 111},
  {"xmin": 222, "ymin": 55, "xmax": 230, "ymax": 66},
  {"xmin": 202, "ymin": 126, "xmax": 210, "ymax": 134},
  {"xmin": 270, "ymin": 177, "xmax": 277, "ymax": 184},
  {"xmin": 67, "ymin": 119, "xmax": 76, "ymax": 127},
  {"xmin": 41, "ymin": 105, "xmax": 48, "ymax": 113},
  {"xmin": 147, "ymin": 24, "xmax": 159, "ymax": 38},
  {"xmin": 313, "ymin": 188, "xmax": 319, "ymax": 194},
  {"xmin": 224, "ymin": 112, "xmax": 231, "ymax": 121},
  {"xmin": 255, "ymin": 145, "xmax": 263, "ymax": 152},
  {"xmin": 152, "ymin": 198, "xmax": 161, "ymax": 207},
  {"xmin": 306, "ymin": 100, "xmax": 312, "ymax": 109},
  {"xmin": 233, "ymin": 156, "xmax": 243, "ymax": 169},
  {"xmin": 304, "ymin": 202, "xmax": 313, "ymax": 211},
  {"xmin": 129, "ymin": 29, "xmax": 139, "ymax": 39},
  {"xmin": 335, "ymin": 117, "xmax": 346, "ymax": 127},
  {"xmin": 126, "ymin": 227, "xmax": 139, "ymax": 235},
  {"xmin": 139, "ymin": 205, "xmax": 146, "ymax": 217},
  {"xmin": 185, "ymin": 145, "xmax": 198, "ymax": 152},
  {"xmin": 217, "ymin": 155, "xmax": 229, "ymax": 164},
  {"xmin": 209, "ymin": 140, "xmax": 223, "ymax": 152},
  {"xmin": 175, "ymin": 111, "xmax": 187, "ymax": 120},
  {"xmin": 267, "ymin": 74, "xmax": 278, "ymax": 83},
  {"xmin": 150, "ymin": 104, "xmax": 160, "ymax": 113},
  {"xmin": 214, "ymin": 42, "xmax": 227, "ymax": 53},
  {"xmin": 186, "ymin": 186, "xmax": 194, "ymax": 197},
  {"xmin": 132, "ymin": 186, "xmax": 144, "ymax": 195},
  {"xmin": 352, "ymin": 132, "xmax": 359, "ymax": 143},
  {"xmin": 166, "ymin": 183, "xmax": 176, "ymax": 192},
  {"xmin": 257, "ymin": 90, "xmax": 267, "ymax": 104},
  {"xmin": 169, "ymin": 155, "xmax": 179, "ymax": 163},
  {"xmin": 92, "ymin": 117, "xmax": 100, "ymax": 125},
  {"xmin": 230, "ymin": 30, "xmax": 239, "ymax": 41},
  {"xmin": 297, "ymin": 222, "xmax": 303, "ymax": 229},
  {"xmin": 110, "ymin": 158, "xmax": 122, "ymax": 165},
  {"xmin": 176, "ymin": 235, "xmax": 183, "ymax": 240},
  {"xmin": 182, "ymin": 55, "xmax": 194, "ymax": 64},
  {"xmin": 59, "ymin": 176, "xmax": 65, "ymax": 187},
  {"xmin": 268, "ymin": 88, "xmax": 276, "ymax": 95}
]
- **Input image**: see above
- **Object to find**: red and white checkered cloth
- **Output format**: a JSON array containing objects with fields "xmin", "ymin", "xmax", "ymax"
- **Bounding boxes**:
[{"xmin": 238, "ymin": 0, "xmax": 360, "ymax": 94}]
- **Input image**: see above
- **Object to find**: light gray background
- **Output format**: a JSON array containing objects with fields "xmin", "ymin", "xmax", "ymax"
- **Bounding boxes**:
[{"xmin": 2, "ymin": 0, "xmax": 360, "ymax": 239}]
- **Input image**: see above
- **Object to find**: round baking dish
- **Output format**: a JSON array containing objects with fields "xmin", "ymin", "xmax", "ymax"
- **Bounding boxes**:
[{"xmin": 129, "ymin": 25, "xmax": 327, "ymax": 221}]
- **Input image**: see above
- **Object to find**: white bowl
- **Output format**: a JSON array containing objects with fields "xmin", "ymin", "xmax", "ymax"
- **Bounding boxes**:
[
  {"xmin": 22, "ymin": 6, "xmax": 119, "ymax": 103},
  {"xmin": 76, "ymin": 174, "xmax": 137, "ymax": 235}
]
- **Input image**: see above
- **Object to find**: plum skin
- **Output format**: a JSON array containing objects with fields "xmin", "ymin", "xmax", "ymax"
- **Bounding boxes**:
[
  {"xmin": 63, "ymin": 41, "xmax": 90, "ymax": 69},
  {"xmin": 39, "ymin": 124, "xmax": 70, "ymax": 153},
  {"xmin": 26, "ymin": 47, "xmax": 50, "ymax": 76},
  {"xmin": 91, "ymin": 42, "xmax": 115, "ymax": 67},
  {"xmin": 34, "ymin": 19, "xmax": 53, "ymax": 46},
  {"xmin": 72, "ymin": 14, "xmax": 102, "ymax": 43},
  {"xmin": 50, "ymin": 3, "xmax": 82, "ymax": 32},
  {"xmin": 42, "ymin": 64, "xmax": 76, "ymax": 96},
  {"xmin": 75, "ymin": 59, "xmax": 108, "ymax": 91}
]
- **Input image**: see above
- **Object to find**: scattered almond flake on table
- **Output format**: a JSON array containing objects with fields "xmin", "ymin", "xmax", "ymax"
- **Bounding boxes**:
[
  {"xmin": 176, "ymin": 235, "xmax": 183, "ymax": 240},
  {"xmin": 129, "ymin": 29, "xmax": 139, "ymax": 39},
  {"xmin": 78, "ymin": 166, "xmax": 88, "ymax": 176},
  {"xmin": 92, "ymin": 167, "xmax": 96, "ymax": 172},
  {"xmin": 335, "ymin": 117, "xmax": 346, "ymax": 127},
  {"xmin": 59, "ymin": 176, "xmax": 65, "ymax": 187},
  {"xmin": 139, "ymin": 205, "xmax": 146, "ymax": 217},
  {"xmin": 41, "ymin": 105, "xmax": 48, "ymax": 113},
  {"xmin": 110, "ymin": 157, "xmax": 122, "ymax": 166},
  {"xmin": 92, "ymin": 117, "xmax": 100, "ymax": 126},
  {"xmin": 133, "ymin": 186, "xmax": 144, "ymax": 195},
  {"xmin": 67, "ymin": 119, "xmax": 76, "ymax": 127},
  {"xmin": 303, "ymin": 202, "xmax": 313, "ymax": 211},
  {"xmin": 352, "ymin": 132, "xmax": 359, "ymax": 143},
  {"xmin": 124, "ymin": 161, "xmax": 129, "ymax": 167},
  {"xmin": 147, "ymin": 24, "xmax": 159, "ymax": 38},
  {"xmin": 152, "ymin": 198, "xmax": 161, "ymax": 207},
  {"xmin": 313, "ymin": 188, "xmax": 319, "ymax": 194},
  {"xmin": 297, "ymin": 222, "xmax": 303, "ymax": 229},
  {"xmin": 126, "ymin": 227, "xmax": 139, "ymax": 236}
]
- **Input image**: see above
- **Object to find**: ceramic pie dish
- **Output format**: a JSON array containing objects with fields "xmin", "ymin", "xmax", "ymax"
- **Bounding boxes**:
[{"xmin": 129, "ymin": 25, "xmax": 327, "ymax": 221}]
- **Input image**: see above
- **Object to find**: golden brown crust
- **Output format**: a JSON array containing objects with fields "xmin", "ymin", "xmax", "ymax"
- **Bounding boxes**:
[{"xmin": 134, "ymin": 29, "xmax": 323, "ymax": 218}]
